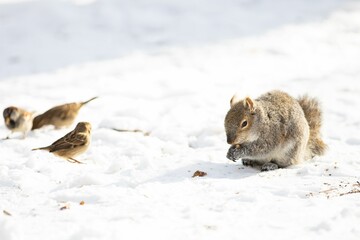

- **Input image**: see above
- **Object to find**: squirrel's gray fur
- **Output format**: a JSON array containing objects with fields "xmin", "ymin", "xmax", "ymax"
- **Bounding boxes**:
[{"xmin": 225, "ymin": 90, "xmax": 326, "ymax": 171}]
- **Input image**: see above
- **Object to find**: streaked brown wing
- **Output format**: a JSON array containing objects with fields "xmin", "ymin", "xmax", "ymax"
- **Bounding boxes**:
[
  {"xmin": 49, "ymin": 132, "xmax": 87, "ymax": 152},
  {"xmin": 64, "ymin": 132, "xmax": 87, "ymax": 146},
  {"xmin": 50, "ymin": 131, "xmax": 73, "ymax": 146},
  {"xmin": 49, "ymin": 141, "xmax": 73, "ymax": 152}
]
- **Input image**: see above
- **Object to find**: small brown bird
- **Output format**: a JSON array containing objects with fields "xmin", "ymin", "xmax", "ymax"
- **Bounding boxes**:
[
  {"xmin": 32, "ymin": 122, "xmax": 92, "ymax": 163},
  {"xmin": 3, "ymin": 106, "xmax": 33, "ymax": 139},
  {"xmin": 32, "ymin": 97, "xmax": 98, "ymax": 130}
]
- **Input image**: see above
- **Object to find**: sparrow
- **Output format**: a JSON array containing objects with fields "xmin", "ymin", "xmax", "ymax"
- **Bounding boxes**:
[
  {"xmin": 32, "ymin": 122, "xmax": 92, "ymax": 163},
  {"xmin": 3, "ymin": 106, "xmax": 33, "ymax": 139},
  {"xmin": 32, "ymin": 97, "xmax": 98, "ymax": 130}
]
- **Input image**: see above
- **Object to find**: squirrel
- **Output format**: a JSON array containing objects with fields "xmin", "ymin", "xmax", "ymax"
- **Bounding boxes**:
[{"xmin": 224, "ymin": 90, "xmax": 326, "ymax": 171}]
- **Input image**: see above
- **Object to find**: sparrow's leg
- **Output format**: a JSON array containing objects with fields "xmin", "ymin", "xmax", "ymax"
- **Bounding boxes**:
[
  {"xmin": 261, "ymin": 162, "xmax": 279, "ymax": 171},
  {"xmin": 67, "ymin": 158, "xmax": 84, "ymax": 164}
]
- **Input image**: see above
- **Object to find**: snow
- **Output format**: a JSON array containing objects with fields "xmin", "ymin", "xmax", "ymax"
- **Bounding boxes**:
[{"xmin": 1, "ymin": 0, "xmax": 360, "ymax": 239}]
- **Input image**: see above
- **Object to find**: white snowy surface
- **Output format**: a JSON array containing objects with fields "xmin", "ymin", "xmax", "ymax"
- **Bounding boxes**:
[{"xmin": 1, "ymin": 0, "xmax": 360, "ymax": 239}]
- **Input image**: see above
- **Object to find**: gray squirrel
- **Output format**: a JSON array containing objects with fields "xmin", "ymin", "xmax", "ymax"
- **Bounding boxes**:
[{"xmin": 225, "ymin": 90, "xmax": 326, "ymax": 171}]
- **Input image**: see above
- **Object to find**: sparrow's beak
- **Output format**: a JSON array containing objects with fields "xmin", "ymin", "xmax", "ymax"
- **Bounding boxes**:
[{"xmin": 4, "ymin": 117, "xmax": 10, "ymax": 125}]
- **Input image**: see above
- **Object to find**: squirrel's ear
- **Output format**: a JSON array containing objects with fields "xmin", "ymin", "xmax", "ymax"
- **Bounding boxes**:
[
  {"xmin": 244, "ymin": 97, "xmax": 256, "ymax": 114},
  {"xmin": 230, "ymin": 94, "xmax": 241, "ymax": 107}
]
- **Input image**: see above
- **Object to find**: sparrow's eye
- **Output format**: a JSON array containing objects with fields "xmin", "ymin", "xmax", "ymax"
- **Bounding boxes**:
[{"xmin": 241, "ymin": 120, "xmax": 248, "ymax": 129}]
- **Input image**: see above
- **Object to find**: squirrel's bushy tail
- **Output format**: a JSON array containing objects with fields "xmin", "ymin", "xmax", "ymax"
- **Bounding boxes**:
[{"xmin": 298, "ymin": 95, "xmax": 327, "ymax": 157}]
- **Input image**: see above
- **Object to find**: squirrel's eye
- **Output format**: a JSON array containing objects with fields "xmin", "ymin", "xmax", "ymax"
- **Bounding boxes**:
[{"xmin": 241, "ymin": 120, "xmax": 248, "ymax": 128}]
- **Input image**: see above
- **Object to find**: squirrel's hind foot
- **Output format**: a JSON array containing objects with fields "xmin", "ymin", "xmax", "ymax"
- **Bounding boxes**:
[{"xmin": 261, "ymin": 162, "xmax": 279, "ymax": 171}]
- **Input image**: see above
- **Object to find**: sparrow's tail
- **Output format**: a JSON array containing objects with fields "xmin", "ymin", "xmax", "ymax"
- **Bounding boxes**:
[
  {"xmin": 32, "ymin": 146, "xmax": 50, "ymax": 151},
  {"xmin": 81, "ymin": 97, "xmax": 98, "ymax": 106}
]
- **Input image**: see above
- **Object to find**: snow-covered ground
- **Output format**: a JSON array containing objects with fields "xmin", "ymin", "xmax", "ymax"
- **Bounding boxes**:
[{"xmin": 1, "ymin": 0, "xmax": 360, "ymax": 239}]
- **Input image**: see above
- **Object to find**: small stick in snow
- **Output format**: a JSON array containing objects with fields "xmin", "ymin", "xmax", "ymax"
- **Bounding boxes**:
[
  {"xmin": 111, "ymin": 128, "xmax": 150, "ymax": 136},
  {"xmin": 3, "ymin": 210, "xmax": 12, "ymax": 216},
  {"xmin": 59, "ymin": 203, "xmax": 70, "ymax": 211},
  {"xmin": 339, "ymin": 189, "xmax": 360, "ymax": 196}
]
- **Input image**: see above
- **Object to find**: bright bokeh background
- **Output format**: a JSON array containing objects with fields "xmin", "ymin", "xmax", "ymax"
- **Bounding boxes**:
[{"xmin": 0, "ymin": 1, "xmax": 359, "ymax": 239}]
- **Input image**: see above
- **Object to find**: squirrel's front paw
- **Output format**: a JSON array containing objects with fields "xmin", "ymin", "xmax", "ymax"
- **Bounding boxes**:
[
  {"xmin": 242, "ymin": 159, "xmax": 255, "ymax": 167},
  {"xmin": 226, "ymin": 145, "xmax": 242, "ymax": 162}
]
